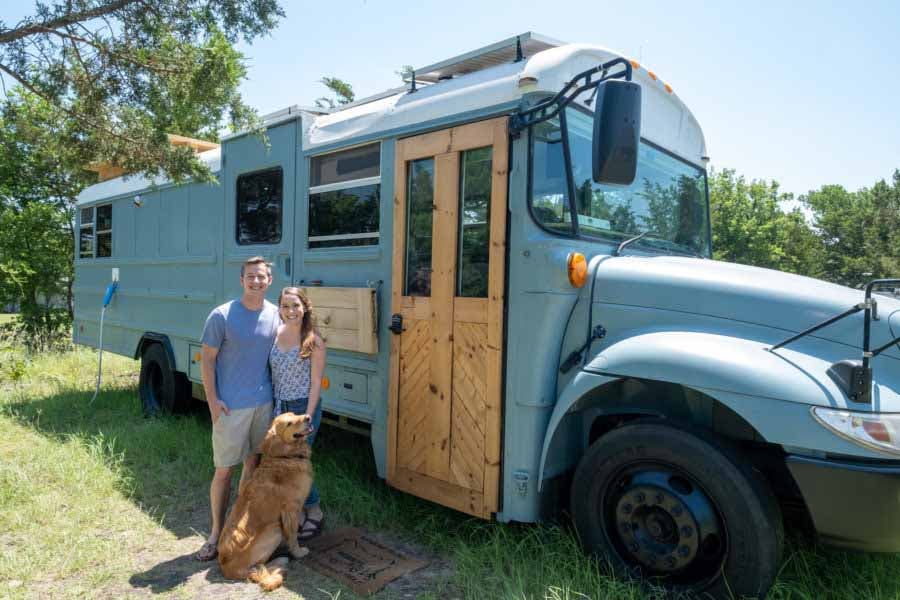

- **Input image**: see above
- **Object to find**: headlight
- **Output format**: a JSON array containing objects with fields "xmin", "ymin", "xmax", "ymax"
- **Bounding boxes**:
[{"xmin": 811, "ymin": 407, "xmax": 900, "ymax": 457}]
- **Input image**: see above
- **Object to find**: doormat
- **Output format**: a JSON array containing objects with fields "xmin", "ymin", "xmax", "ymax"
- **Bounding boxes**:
[{"xmin": 303, "ymin": 527, "xmax": 428, "ymax": 596}]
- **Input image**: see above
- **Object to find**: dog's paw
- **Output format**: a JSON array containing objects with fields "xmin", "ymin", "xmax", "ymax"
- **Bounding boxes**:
[{"xmin": 289, "ymin": 546, "xmax": 309, "ymax": 559}]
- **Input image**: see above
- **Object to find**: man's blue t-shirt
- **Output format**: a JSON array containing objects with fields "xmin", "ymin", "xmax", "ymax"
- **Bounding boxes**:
[{"xmin": 201, "ymin": 299, "xmax": 279, "ymax": 410}]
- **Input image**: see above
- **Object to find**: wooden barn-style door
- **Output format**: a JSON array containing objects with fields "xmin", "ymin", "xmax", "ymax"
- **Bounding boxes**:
[{"xmin": 387, "ymin": 117, "xmax": 508, "ymax": 518}]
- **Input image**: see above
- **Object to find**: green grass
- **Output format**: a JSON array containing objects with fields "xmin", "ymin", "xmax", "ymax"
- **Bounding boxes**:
[
  {"xmin": 2, "ymin": 346, "xmax": 900, "ymax": 599},
  {"xmin": 0, "ymin": 313, "xmax": 17, "ymax": 325}
]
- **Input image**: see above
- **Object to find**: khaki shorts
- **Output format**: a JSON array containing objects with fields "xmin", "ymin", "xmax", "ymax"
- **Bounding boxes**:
[{"xmin": 212, "ymin": 402, "xmax": 273, "ymax": 468}]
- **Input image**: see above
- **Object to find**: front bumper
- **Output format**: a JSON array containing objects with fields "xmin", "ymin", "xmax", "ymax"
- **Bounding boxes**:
[{"xmin": 787, "ymin": 455, "xmax": 900, "ymax": 552}]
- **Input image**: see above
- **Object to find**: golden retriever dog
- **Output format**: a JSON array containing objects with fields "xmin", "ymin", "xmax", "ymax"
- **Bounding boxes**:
[{"xmin": 218, "ymin": 412, "xmax": 314, "ymax": 591}]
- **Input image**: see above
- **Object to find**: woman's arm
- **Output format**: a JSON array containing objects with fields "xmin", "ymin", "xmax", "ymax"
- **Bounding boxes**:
[{"xmin": 306, "ymin": 335, "xmax": 327, "ymax": 416}]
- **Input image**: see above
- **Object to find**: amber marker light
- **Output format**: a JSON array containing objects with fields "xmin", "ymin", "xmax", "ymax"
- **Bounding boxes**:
[
  {"xmin": 322, "ymin": 376, "xmax": 330, "ymax": 390},
  {"xmin": 665, "ymin": 83, "xmax": 674, "ymax": 94},
  {"xmin": 194, "ymin": 352, "xmax": 201, "ymax": 362},
  {"xmin": 567, "ymin": 252, "xmax": 588, "ymax": 288},
  {"xmin": 648, "ymin": 71, "xmax": 658, "ymax": 81},
  {"xmin": 629, "ymin": 59, "xmax": 640, "ymax": 70}
]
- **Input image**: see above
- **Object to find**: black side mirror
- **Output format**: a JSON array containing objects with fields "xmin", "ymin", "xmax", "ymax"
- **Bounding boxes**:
[{"xmin": 592, "ymin": 80, "xmax": 641, "ymax": 185}]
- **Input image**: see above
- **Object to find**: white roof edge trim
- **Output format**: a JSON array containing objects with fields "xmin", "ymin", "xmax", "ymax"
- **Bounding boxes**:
[
  {"xmin": 76, "ymin": 146, "xmax": 221, "ymax": 206},
  {"xmin": 520, "ymin": 44, "xmax": 708, "ymax": 162}
]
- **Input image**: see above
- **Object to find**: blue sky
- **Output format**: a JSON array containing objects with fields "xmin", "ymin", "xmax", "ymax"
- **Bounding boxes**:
[
  {"xmin": 4, "ymin": 1, "xmax": 899, "ymax": 198},
  {"xmin": 231, "ymin": 0, "xmax": 899, "ymax": 198}
]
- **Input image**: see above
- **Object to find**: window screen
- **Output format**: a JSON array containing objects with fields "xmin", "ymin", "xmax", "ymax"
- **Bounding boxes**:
[
  {"xmin": 236, "ymin": 167, "xmax": 283, "ymax": 245},
  {"xmin": 308, "ymin": 144, "xmax": 381, "ymax": 249}
]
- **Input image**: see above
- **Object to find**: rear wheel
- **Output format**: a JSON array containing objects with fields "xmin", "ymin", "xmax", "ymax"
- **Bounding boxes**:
[
  {"xmin": 570, "ymin": 421, "xmax": 782, "ymax": 598},
  {"xmin": 138, "ymin": 343, "xmax": 189, "ymax": 415}
]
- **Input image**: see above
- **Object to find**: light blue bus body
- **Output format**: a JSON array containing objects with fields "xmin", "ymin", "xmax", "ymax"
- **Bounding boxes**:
[{"xmin": 74, "ymin": 34, "xmax": 900, "ymax": 593}]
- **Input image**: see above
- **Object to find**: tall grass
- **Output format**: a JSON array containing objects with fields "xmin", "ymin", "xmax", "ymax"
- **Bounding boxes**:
[{"xmin": 2, "ymin": 347, "xmax": 900, "ymax": 598}]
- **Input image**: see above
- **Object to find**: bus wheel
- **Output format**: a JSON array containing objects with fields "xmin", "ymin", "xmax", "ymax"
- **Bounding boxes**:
[
  {"xmin": 570, "ymin": 421, "xmax": 782, "ymax": 599},
  {"xmin": 138, "ymin": 343, "xmax": 187, "ymax": 415}
]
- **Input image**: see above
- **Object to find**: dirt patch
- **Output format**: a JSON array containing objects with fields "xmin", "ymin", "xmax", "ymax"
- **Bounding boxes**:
[{"xmin": 115, "ymin": 510, "xmax": 456, "ymax": 600}]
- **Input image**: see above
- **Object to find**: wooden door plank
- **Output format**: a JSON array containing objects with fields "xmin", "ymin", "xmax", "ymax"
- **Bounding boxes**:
[
  {"xmin": 452, "ymin": 297, "xmax": 488, "ymax": 324},
  {"xmin": 391, "ymin": 466, "xmax": 485, "ymax": 518},
  {"xmin": 398, "ymin": 129, "xmax": 452, "ymax": 162},
  {"xmin": 448, "ymin": 119, "xmax": 496, "ymax": 153},
  {"xmin": 386, "ymin": 143, "xmax": 408, "ymax": 482},
  {"xmin": 423, "ymin": 151, "xmax": 459, "ymax": 480}
]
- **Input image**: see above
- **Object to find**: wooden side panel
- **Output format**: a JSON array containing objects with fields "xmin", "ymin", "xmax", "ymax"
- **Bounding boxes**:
[{"xmin": 300, "ymin": 286, "xmax": 377, "ymax": 354}]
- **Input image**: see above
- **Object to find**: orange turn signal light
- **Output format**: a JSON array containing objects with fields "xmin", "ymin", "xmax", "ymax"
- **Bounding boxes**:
[
  {"xmin": 322, "ymin": 376, "xmax": 330, "ymax": 390},
  {"xmin": 567, "ymin": 252, "xmax": 588, "ymax": 288}
]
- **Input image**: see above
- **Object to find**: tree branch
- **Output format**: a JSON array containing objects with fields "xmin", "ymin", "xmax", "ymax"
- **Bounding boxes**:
[
  {"xmin": 0, "ymin": 61, "xmax": 144, "ymax": 148},
  {"xmin": 0, "ymin": 0, "xmax": 139, "ymax": 44}
]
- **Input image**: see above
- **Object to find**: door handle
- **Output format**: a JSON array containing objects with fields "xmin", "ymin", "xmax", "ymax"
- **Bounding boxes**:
[{"xmin": 389, "ymin": 313, "xmax": 404, "ymax": 335}]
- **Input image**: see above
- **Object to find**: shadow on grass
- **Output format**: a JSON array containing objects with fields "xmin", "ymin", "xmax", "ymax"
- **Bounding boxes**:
[
  {"xmin": 3, "ymin": 381, "xmax": 217, "ymax": 541},
  {"xmin": 8, "ymin": 378, "xmax": 900, "ymax": 599},
  {"xmin": 128, "ymin": 551, "xmax": 227, "ymax": 593}
]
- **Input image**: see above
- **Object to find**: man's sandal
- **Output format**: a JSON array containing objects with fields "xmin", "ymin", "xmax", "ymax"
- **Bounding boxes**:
[
  {"xmin": 298, "ymin": 516, "xmax": 324, "ymax": 541},
  {"xmin": 195, "ymin": 540, "xmax": 218, "ymax": 561}
]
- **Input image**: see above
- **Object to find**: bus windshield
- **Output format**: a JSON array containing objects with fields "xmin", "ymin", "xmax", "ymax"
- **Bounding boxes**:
[{"xmin": 530, "ymin": 106, "xmax": 711, "ymax": 257}]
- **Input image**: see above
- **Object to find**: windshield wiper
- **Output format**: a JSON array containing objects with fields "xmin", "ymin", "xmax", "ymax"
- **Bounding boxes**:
[{"xmin": 613, "ymin": 231, "xmax": 703, "ymax": 258}]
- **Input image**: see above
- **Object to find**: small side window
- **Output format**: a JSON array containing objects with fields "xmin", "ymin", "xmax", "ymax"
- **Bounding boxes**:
[
  {"xmin": 96, "ymin": 204, "xmax": 112, "ymax": 257},
  {"xmin": 236, "ymin": 167, "xmax": 283, "ymax": 245},
  {"xmin": 79, "ymin": 206, "xmax": 94, "ymax": 258},
  {"xmin": 308, "ymin": 143, "xmax": 380, "ymax": 249}
]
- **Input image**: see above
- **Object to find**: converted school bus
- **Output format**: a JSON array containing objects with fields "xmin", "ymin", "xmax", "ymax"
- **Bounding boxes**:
[{"xmin": 74, "ymin": 33, "xmax": 900, "ymax": 598}]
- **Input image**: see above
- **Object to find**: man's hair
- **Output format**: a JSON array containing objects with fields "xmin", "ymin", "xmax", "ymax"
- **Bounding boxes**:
[{"xmin": 241, "ymin": 256, "xmax": 271, "ymax": 276}]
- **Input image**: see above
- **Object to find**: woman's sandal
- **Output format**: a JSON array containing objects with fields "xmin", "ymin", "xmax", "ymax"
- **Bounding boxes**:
[
  {"xmin": 194, "ymin": 540, "xmax": 218, "ymax": 561},
  {"xmin": 298, "ymin": 516, "xmax": 324, "ymax": 541}
]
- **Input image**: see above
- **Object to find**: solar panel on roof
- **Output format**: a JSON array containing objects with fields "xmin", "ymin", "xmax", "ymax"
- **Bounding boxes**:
[{"xmin": 410, "ymin": 32, "xmax": 562, "ymax": 84}]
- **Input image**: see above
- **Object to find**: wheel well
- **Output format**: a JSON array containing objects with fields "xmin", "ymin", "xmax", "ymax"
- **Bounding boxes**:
[
  {"xmin": 134, "ymin": 333, "xmax": 175, "ymax": 369},
  {"xmin": 576, "ymin": 378, "xmax": 812, "ymax": 533}
]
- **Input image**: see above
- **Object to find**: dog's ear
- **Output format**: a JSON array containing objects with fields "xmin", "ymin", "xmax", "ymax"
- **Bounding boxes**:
[{"xmin": 259, "ymin": 419, "xmax": 287, "ymax": 457}]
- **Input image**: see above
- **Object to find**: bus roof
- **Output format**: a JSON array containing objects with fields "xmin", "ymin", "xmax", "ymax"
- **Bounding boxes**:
[{"xmin": 77, "ymin": 34, "xmax": 707, "ymax": 205}]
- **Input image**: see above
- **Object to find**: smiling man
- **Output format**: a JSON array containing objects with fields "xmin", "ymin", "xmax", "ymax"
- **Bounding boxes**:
[{"xmin": 195, "ymin": 256, "xmax": 280, "ymax": 561}]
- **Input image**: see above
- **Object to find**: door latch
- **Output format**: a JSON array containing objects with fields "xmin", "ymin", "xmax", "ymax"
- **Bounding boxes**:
[{"xmin": 389, "ymin": 313, "xmax": 404, "ymax": 335}]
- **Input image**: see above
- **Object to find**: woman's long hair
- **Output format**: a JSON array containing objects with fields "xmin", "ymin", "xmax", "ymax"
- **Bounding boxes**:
[{"xmin": 278, "ymin": 287, "xmax": 320, "ymax": 359}]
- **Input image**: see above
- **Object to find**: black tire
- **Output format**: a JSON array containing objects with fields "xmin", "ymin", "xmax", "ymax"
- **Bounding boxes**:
[
  {"xmin": 570, "ymin": 421, "xmax": 783, "ymax": 599},
  {"xmin": 138, "ymin": 343, "xmax": 189, "ymax": 415}
]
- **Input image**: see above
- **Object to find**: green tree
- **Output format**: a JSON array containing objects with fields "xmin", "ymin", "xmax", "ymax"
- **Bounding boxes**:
[
  {"xmin": 802, "ymin": 171, "xmax": 900, "ymax": 286},
  {"xmin": 315, "ymin": 77, "xmax": 355, "ymax": 109},
  {"xmin": 708, "ymin": 168, "xmax": 822, "ymax": 276},
  {"xmin": 0, "ymin": 0, "xmax": 283, "ymax": 182},
  {"xmin": 0, "ymin": 91, "xmax": 92, "ymax": 316},
  {"xmin": 0, "ymin": 202, "xmax": 73, "ymax": 351}
]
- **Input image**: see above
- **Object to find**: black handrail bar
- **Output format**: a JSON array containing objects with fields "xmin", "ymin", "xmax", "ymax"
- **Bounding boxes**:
[
  {"xmin": 509, "ymin": 57, "xmax": 633, "ymax": 133},
  {"xmin": 769, "ymin": 278, "xmax": 900, "ymax": 404},
  {"xmin": 863, "ymin": 279, "xmax": 900, "ymax": 369},
  {"xmin": 768, "ymin": 304, "xmax": 865, "ymax": 352}
]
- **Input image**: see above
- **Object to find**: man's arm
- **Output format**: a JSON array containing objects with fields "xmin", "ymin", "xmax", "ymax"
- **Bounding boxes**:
[{"xmin": 201, "ymin": 343, "xmax": 228, "ymax": 421}]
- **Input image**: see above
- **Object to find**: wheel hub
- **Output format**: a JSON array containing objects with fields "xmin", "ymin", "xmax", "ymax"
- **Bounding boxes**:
[{"xmin": 610, "ymin": 470, "xmax": 721, "ymax": 574}]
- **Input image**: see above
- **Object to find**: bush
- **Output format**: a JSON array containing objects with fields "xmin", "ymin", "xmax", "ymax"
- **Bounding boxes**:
[{"xmin": 0, "ymin": 306, "xmax": 71, "ymax": 354}]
